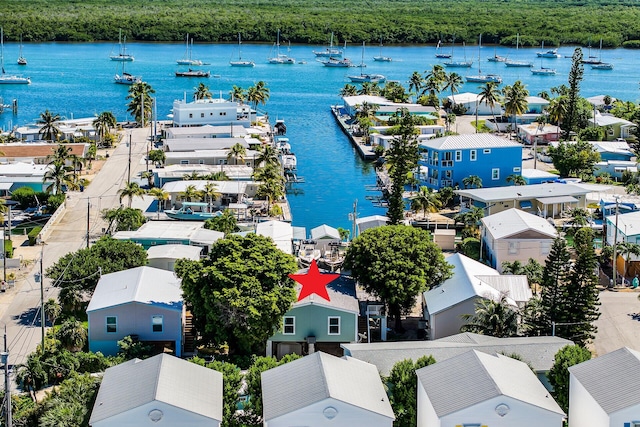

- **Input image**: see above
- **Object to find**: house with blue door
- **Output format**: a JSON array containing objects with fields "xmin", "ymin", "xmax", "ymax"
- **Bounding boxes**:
[{"xmin": 418, "ymin": 134, "xmax": 522, "ymax": 190}]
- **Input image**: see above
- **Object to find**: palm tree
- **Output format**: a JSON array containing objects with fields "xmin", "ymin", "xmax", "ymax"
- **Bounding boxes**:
[
  {"xmin": 339, "ymin": 84, "xmax": 358, "ymax": 97},
  {"xmin": 55, "ymin": 317, "xmax": 87, "ymax": 352},
  {"xmin": 425, "ymin": 64, "xmax": 446, "ymax": 95},
  {"xmin": 182, "ymin": 171, "xmax": 202, "ymax": 181},
  {"xmin": 43, "ymin": 162, "xmax": 75, "ymax": 194},
  {"xmin": 617, "ymin": 242, "xmax": 640, "ymax": 278},
  {"xmin": 506, "ymin": 174, "xmax": 526, "ymax": 186},
  {"xmin": 227, "ymin": 142, "xmax": 247, "ymax": 165},
  {"xmin": 445, "ymin": 113, "xmax": 456, "ymax": 132},
  {"xmin": 357, "ymin": 82, "xmax": 381, "ymax": 96},
  {"xmin": 478, "ymin": 82, "xmax": 501, "ymax": 130},
  {"xmin": 127, "ymin": 81, "xmax": 155, "ymax": 127},
  {"xmin": 207, "ymin": 171, "xmax": 230, "ymax": 181},
  {"xmin": 462, "ymin": 175, "xmax": 483, "ymax": 189},
  {"xmin": 43, "ymin": 298, "xmax": 61, "ymax": 326},
  {"xmin": 118, "ymin": 182, "xmax": 145, "ymax": 207},
  {"xmin": 408, "ymin": 71, "xmax": 424, "ymax": 99},
  {"xmin": 410, "ymin": 186, "xmax": 442, "ymax": 220},
  {"xmin": 194, "ymin": 82, "xmax": 212, "ymax": 100},
  {"xmin": 202, "ymin": 182, "xmax": 221, "ymax": 211},
  {"xmin": 147, "ymin": 187, "xmax": 169, "ymax": 219},
  {"xmin": 454, "ymin": 206, "xmax": 484, "ymax": 238},
  {"xmin": 501, "ymin": 260, "xmax": 525, "ymax": 275},
  {"xmin": 47, "ymin": 144, "xmax": 72, "ymax": 166},
  {"xmin": 502, "ymin": 80, "xmax": 529, "ymax": 134},
  {"xmin": 547, "ymin": 96, "xmax": 568, "ymax": 139},
  {"xmin": 179, "ymin": 184, "xmax": 203, "ymax": 202},
  {"xmin": 255, "ymin": 144, "xmax": 280, "ymax": 168},
  {"xmin": 247, "ymin": 81, "xmax": 270, "ymax": 111},
  {"xmin": 461, "ymin": 294, "xmax": 519, "ymax": 337},
  {"xmin": 443, "ymin": 72, "xmax": 463, "ymax": 106},
  {"xmin": 37, "ymin": 110, "xmax": 61, "ymax": 141},
  {"xmin": 229, "ymin": 85, "xmax": 246, "ymax": 103},
  {"xmin": 141, "ymin": 170, "xmax": 154, "ymax": 188},
  {"xmin": 92, "ymin": 111, "xmax": 117, "ymax": 146}
]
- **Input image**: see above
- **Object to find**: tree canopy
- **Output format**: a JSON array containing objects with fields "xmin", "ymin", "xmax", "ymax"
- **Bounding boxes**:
[
  {"xmin": 548, "ymin": 345, "xmax": 592, "ymax": 413},
  {"xmin": 385, "ymin": 356, "xmax": 436, "ymax": 427}
]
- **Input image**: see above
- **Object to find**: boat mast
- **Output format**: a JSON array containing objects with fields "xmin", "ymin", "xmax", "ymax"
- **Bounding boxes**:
[{"xmin": 1, "ymin": 27, "xmax": 4, "ymax": 74}]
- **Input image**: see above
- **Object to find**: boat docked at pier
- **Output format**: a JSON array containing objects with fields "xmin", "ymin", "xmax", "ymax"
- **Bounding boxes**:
[{"xmin": 164, "ymin": 202, "xmax": 222, "ymax": 221}]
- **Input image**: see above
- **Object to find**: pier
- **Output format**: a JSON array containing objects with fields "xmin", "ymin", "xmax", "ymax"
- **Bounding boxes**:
[{"xmin": 331, "ymin": 105, "xmax": 377, "ymax": 160}]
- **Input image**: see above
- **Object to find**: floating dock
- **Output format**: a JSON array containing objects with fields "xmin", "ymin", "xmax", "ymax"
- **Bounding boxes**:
[{"xmin": 331, "ymin": 105, "xmax": 377, "ymax": 160}]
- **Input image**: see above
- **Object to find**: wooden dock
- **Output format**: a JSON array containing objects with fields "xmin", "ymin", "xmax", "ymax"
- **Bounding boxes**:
[{"xmin": 331, "ymin": 105, "xmax": 377, "ymax": 160}]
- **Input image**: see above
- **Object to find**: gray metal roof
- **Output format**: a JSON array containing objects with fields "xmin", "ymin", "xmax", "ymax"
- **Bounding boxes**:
[
  {"xmin": 261, "ymin": 352, "xmax": 394, "ymax": 421},
  {"xmin": 416, "ymin": 350, "xmax": 564, "ymax": 417},
  {"xmin": 165, "ymin": 137, "xmax": 250, "ymax": 152},
  {"xmin": 419, "ymin": 134, "xmax": 521, "ymax": 150},
  {"xmin": 342, "ymin": 333, "xmax": 573, "ymax": 376},
  {"xmin": 481, "ymin": 208, "xmax": 558, "ymax": 240},
  {"xmin": 89, "ymin": 354, "xmax": 223, "ymax": 424},
  {"xmin": 456, "ymin": 182, "xmax": 592, "ymax": 204},
  {"xmin": 87, "ymin": 266, "xmax": 182, "ymax": 312},
  {"xmin": 294, "ymin": 272, "xmax": 359, "ymax": 314},
  {"xmin": 569, "ymin": 347, "xmax": 640, "ymax": 414},
  {"xmin": 112, "ymin": 221, "xmax": 224, "ymax": 244}
]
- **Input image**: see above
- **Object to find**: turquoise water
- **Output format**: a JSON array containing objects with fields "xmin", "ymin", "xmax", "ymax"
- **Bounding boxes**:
[{"xmin": 0, "ymin": 42, "xmax": 637, "ymax": 230}]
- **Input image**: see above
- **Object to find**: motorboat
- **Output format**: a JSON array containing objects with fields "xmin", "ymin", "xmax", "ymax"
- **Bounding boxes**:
[
  {"xmin": 164, "ymin": 202, "xmax": 222, "ymax": 220},
  {"xmin": 348, "ymin": 73, "xmax": 386, "ymax": 83},
  {"xmin": 592, "ymin": 63, "xmax": 614, "ymax": 70},
  {"xmin": 298, "ymin": 240, "xmax": 322, "ymax": 268},
  {"xmin": 175, "ymin": 69, "xmax": 210, "ymax": 77},
  {"xmin": 177, "ymin": 34, "xmax": 203, "ymax": 66},
  {"xmin": 110, "ymin": 29, "xmax": 134, "ymax": 62},
  {"xmin": 536, "ymin": 42, "xmax": 561, "ymax": 58}
]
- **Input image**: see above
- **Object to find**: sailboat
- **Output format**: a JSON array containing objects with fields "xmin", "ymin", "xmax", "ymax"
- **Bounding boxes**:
[
  {"xmin": 313, "ymin": 33, "xmax": 343, "ymax": 57},
  {"xmin": 487, "ymin": 45, "xmax": 507, "ymax": 62},
  {"xmin": 373, "ymin": 37, "xmax": 392, "ymax": 62},
  {"xmin": 435, "ymin": 39, "xmax": 452, "ymax": 59},
  {"xmin": 444, "ymin": 39, "xmax": 472, "ymax": 68},
  {"xmin": 465, "ymin": 35, "xmax": 502, "ymax": 83},
  {"xmin": 17, "ymin": 35, "xmax": 26, "ymax": 65},
  {"xmin": 268, "ymin": 29, "xmax": 295, "ymax": 64},
  {"xmin": 536, "ymin": 41, "xmax": 561, "ymax": 58},
  {"xmin": 177, "ymin": 34, "xmax": 203, "ymax": 66},
  {"xmin": 531, "ymin": 55, "xmax": 557, "ymax": 75},
  {"xmin": 230, "ymin": 33, "xmax": 255, "ymax": 67},
  {"xmin": 505, "ymin": 34, "xmax": 532, "ymax": 67},
  {"xmin": 0, "ymin": 28, "xmax": 30, "ymax": 84},
  {"xmin": 348, "ymin": 42, "xmax": 386, "ymax": 83},
  {"xmin": 114, "ymin": 60, "xmax": 141, "ymax": 85},
  {"xmin": 582, "ymin": 38, "xmax": 602, "ymax": 65},
  {"xmin": 109, "ymin": 29, "xmax": 134, "ymax": 62}
]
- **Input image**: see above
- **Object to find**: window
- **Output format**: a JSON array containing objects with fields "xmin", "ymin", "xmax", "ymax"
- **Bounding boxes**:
[
  {"xmin": 200, "ymin": 113, "xmax": 205, "ymax": 118},
  {"xmin": 106, "ymin": 316, "xmax": 117, "ymax": 333},
  {"xmin": 455, "ymin": 150, "xmax": 462, "ymax": 162},
  {"xmin": 180, "ymin": 160, "xmax": 189, "ymax": 165},
  {"xmin": 470, "ymin": 150, "xmax": 477, "ymax": 161},
  {"xmin": 198, "ymin": 159, "xmax": 205, "ymax": 164},
  {"xmin": 189, "ymin": 113, "xmax": 193, "ymax": 118},
  {"xmin": 508, "ymin": 241, "xmax": 519, "ymax": 254},
  {"xmin": 218, "ymin": 159, "xmax": 227, "ymax": 165},
  {"xmin": 328, "ymin": 317, "xmax": 340, "ymax": 335},
  {"xmin": 283, "ymin": 316, "xmax": 295, "ymax": 334},
  {"xmin": 541, "ymin": 241, "xmax": 551, "ymax": 255},
  {"xmin": 152, "ymin": 315, "xmax": 163, "ymax": 332},
  {"xmin": 483, "ymin": 148, "xmax": 491, "ymax": 154},
  {"xmin": 492, "ymin": 168, "xmax": 500, "ymax": 180},
  {"xmin": 513, "ymin": 167, "xmax": 521, "ymax": 172}
]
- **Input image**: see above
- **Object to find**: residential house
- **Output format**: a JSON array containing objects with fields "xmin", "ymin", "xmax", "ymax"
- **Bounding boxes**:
[
  {"xmin": 340, "ymin": 95, "xmax": 437, "ymax": 121},
  {"xmin": 521, "ymin": 168, "xmax": 559, "ymax": 185},
  {"xmin": 355, "ymin": 215, "xmax": 389, "ymax": 236},
  {"xmin": 517, "ymin": 123, "xmax": 561, "ymax": 145},
  {"xmin": 171, "ymin": 97, "xmax": 255, "ymax": 128},
  {"xmin": 422, "ymin": 253, "xmax": 531, "ymax": 340},
  {"xmin": 488, "ymin": 96, "xmax": 551, "ymax": 132},
  {"xmin": 416, "ymin": 350, "xmax": 565, "ymax": 427},
  {"xmin": 267, "ymin": 273, "xmax": 359, "ymax": 358},
  {"xmin": 605, "ymin": 210, "xmax": 640, "ymax": 278},
  {"xmin": 525, "ymin": 96, "xmax": 550, "ymax": 114},
  {"xmin": 163, "ymin": 137, "xmax": 255, "ymax": 153},
  {"xmin": 164, "ymin": 149, "xmax": 259, "ymax": 168},
  {"xmin": 588, "ymin": 112, "xmax": 637, "ymax": 141},
  {"xmin": 86, "ymin": 266, "xmax": 184, "ymax": 357},
  {"xmin": 147, "ymin": 244, "xmax": 202, "ymax": 271},
  {"xmin": 587, "ymin": 95, "xmax": 617, "ymax": 109},
  {"xmin": 342, "ymin": 332, "xmax": 573, "ymax": 388},
  {"xmin": 446, "ymin": 92, "xmax": 503, "ymax": 115},
  {"xmin": 594, "ymin": 160, "xmax": 638, "ymax": 180},
  {"xmin": 161, "ymin": 179, "xmax": 260, "ymax": 207},
  {"xmin": 481, "ymin": 208, "xmax": 558, "ymax": 272},
  {"xmin": 112, "ymin": 221, "xmax": 224, "ymax": 252},
  {"xmin": 569, "ymin": 347, "xmax": 640, "ymax": 427},
  {"xmin": 261, "ymin": 352, "xmax": 395, "ymax": 427},
  {"xmin": 418, "ymin": 134, "xmax": 522, "ymax": 190},
  {"xmin": 13, "ymin": 117, "xmax": 98, "ymax": 142},
  {"xmin": 163, "ymin": 124, "xmax": 253, "ymax": 139},
  {"xmin": 256, "ymin": 220, "xmax": 294, "ymax": 255},
  {"xmin": 0, "ymin": 143, "xmax": 88, "ymax": 164},
  {"xmin": 153, "ymin": 164, "xmax": 253, "ymax": 188},
  {"xmin": 89, "ymin": 353, "xmax": 222, "ymax": 427}
]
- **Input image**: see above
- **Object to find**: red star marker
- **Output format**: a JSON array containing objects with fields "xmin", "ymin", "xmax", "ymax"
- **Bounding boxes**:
[{"xmin": 289, "ymin": 259, "xmax": 340, "ymax": 302}]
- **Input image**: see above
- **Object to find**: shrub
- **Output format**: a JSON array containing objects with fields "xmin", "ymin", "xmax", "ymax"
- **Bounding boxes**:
[
  {"xmin": 10, "ymin": 187, "xmax": 37, "ymax": 208},
  {"xmin": 4, "ymin": 239, "xmax": 13, "ymax": 258},
  {"xmin": 28, "ymin": 226, "xmax": 43, "ymax": 246}
]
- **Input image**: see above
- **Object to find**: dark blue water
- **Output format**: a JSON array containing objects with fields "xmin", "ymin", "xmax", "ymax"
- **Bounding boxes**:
[{"xmin": 0, "ymin": 41, "xmax": 635, "ymax": 230}]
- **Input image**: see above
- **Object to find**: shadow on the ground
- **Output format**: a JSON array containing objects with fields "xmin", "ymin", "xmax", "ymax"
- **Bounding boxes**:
[{"xmin": 12, "ymin": 307, "xmax": 42, "ymax": 327}]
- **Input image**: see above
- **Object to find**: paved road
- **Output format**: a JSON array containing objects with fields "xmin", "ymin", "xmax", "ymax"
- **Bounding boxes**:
[
  {"xmin": 593, "ymin": 289, "xmax": 640, "ymax": 356},
  {"xmin": 0, "ymin": 128, "xmax": 150, "ymax": 373}
]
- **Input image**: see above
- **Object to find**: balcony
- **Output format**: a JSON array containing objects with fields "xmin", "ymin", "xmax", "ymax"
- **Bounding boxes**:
[{"xmin": 441, "ymin": 160, "xmax": 453, "ymax": 168}]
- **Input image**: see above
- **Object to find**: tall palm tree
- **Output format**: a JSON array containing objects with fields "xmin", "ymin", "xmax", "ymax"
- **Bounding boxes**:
[
  {"xmin": 179, "ymin": 184, "xmax": 203, "ymax": 202},
  {"xmin": 229, "ymin": 85, "xmax": 246, "ymax": 103},
  {"xmin": 182, "ymin": 171, "xmax": 202, "ymax": 181},
  {"xmin": 339, "ymin": 84, "xmax": 358, "ymax": 97},
  {"xmin": 147, "ymin": 187, "xmax": 169, "ymax": 219},
  {"xmin": 118, "ymin": 182, "xmax": 145, "ymax": 207},
  {"xmin": 37, "ymin": 110, "xmax": 61, "ymax": 141},
  {"xmin": 478, "ymin": 82, "xmax": 502, "ymax": 130},
  {"xmin": 443, "ymin": 72, "xmax": 463, "ymax": 106},
  {"xmin": 141, "ymin": 170, "xmax": 154, "ymax": 188},
  {"xmin": 92, "ymin": 111, "xmax": 117, "ymax": 146},
  {"xmin": 502, "ymin": 80, "xmax": 529, "ymax": 132},
  {"xmin": 410, "ymin": 186, "xmax": 442, "ymax": 220},
  {"xmin": 194, "ymin": 82, "xmax": 212, "ymax": 100},
  {"xmin": 203, "ymin": 182, "xmax": 221, "ymax": 211},
  {"xmin": 408, "ymin": 71, "xmax": 424, "ymax": 99},
  {"xmin": 425, "ymin": 64, "xmax": 446, "ymax": 95},
  {"xmin": 127, "ymin": 82, "xmax": 155, "ymax": 127},
  {"xmin": 547, "ymin": 96, "xmax": 568, "ymax": 139},
  {"xmin": 506, "ymin": 174, "xmax": 526, "ymax": 186},
  {"xmin": 247, "ymin": 81, "xmax": 270, "ymax": 111},
  {"xmin": 207, "ymin": 171, "xmax": 230, "ymax": 181},
  {"xmin": 461, "ymin": 294, "xmax": 519, "ymax": 337},
  {"xmin": 55, "ymin": 317, "xmax": 87, "ymax": 352},
  {"xmin": 43, "ymin": 163, "xmax": 75, "ymax": 195},
  {"xmin": 47, "ymin": 144, "xmax": 72, "ymax": 166},
  {"xmin": 462, "ymin": 174, "xmax": 483, "ymax": 189},
  {"xmin": 227, "ymin": 142, "xmax": 247, "ymax": 165},
  {"xmin": 357, "ymin": 82, "xmax": 381, "ymax": 96},
  {"xmin": 255, "ymin": 144, "xmax": 280, "ymax": 168}
]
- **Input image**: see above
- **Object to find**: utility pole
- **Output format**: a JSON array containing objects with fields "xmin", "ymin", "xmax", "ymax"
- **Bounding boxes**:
[
  {"xmin": 86, "ymin": 199, "xmax": 90, "ymax": 248},
  {"xmin": 40, "ymin": 243, "xmax": 45, "ymax": 350},
  {"xmin": 2, "ymin": 326, "xmax": 11, "ymax": 427},
  {"xmin": 612, "ymin": 196, "xmax": 620, "ymax": 288},
  {"xmin": 127, "ymin": 132, "xmax": 132, "ymax": 185}
]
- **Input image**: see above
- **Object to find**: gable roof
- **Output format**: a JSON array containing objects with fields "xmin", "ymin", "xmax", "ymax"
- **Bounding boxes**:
[
  {"xmin": 90, "ymin": 353, "xmax": 222, "ymax": 424},
  {"xmin": 112, "ymin": 220, "xmax": 224, "ymax": 245},
  {"xmin": 87, "ymin": 266, "xmax": 182, "ymax": 312},
  {"xmin": 419, "ymin": 134, "xmax": 521, "ymax": 151},
  {"xmin": 342, "ymin": 333, "xmax": 571, "ymax": 376},
  {"xmin": 293, "ymin": 271, "xmax": 359, "ymax": 314},
  {"xmin": 416, "ymin": 350, "xmax": 564, "ymax": 417},
  {"xmin": 261, "ymin": 352, "xmax": 394, "ymax": 421},
  {"xmin": 310, "ymin": 224, "xmax": 340, "ymax": 240},
  {"xmin": 255, "ymin": 220, "xmax": 293, "ymax": 254},
  {"xmin": 481, "ymin": 208, "xmax": 558, "ymax": 240},
  {"xmin": 569, "ymin": 347, "xmax": 640, "ymax": 414}
]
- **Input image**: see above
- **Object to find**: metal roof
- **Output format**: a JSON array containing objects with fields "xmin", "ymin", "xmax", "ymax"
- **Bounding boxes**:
[
  {"xmin": 569, "ymin": 347, "xmax": 640, "ymax": 414},
  {"xmin": 162, "ymin": 179, "xmax": 248, "ymax": 195},
  {"xmin": 255, "ymin": 220, "xmax": 293, "ymax": 254},
  {"xmin": 112, "ymin": 221, "xmax": 224, "ymax": 244},
  {"xmin": 164, "ymin": 138, "xmax": 250, "ymax": 152},
  {"xmin": 419, "ymin": 134, "xmax": 521, "ymax": 150},
  {"xmin": 536, "ymin": 195, "xmax": 579, "ymax": 204},
  {"xmin": 456, "ymin": 182, "xmax": 592, "ymax": 204},
  {"xmin": 261, "ymin": 352, "xmax": 394, "ymax": 421},
  {"xmin": 293, "ymin": 271, "xmax": 359, "ymax": 313},
  {"xmin": 87, "ymin": 266, "xmax": 182, "ymax": 312},
  {"xmin": 164, "ymin": 149, "xmax": 259, "ymax": 160},
  {"xmin": 146, "ymin": 244, "xmax": 202, "ymax": 260},
  {"xmin": 416, "ymin": 350, "xmax": 564, "ymax": 417},
  {"xmin": 342, "ymin": 333, "xmax": 574, "ymax": 376},
  {"xmin": 310, "ymin": 224, "xmax": 340, "ymax": 240},
  {"xmin": 89, "ymin": 354, "xmax": 223, "ymax": 424},
  {"xmin": 476, "ymin": 275, "xmax": 532, "ymax": 304},
  {"xmin": 481, "ymin": 208, "xmax": 558, "ymax": 240}
]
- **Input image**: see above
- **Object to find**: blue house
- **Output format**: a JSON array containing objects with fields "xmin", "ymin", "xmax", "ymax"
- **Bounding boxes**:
[{"xmin": 418, "ymin": 134, "xmax": 522, "ymax": 190}]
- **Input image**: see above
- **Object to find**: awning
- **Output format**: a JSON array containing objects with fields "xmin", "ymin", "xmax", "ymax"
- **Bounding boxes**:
[
  {"xmin": 536, "ymin": 196, "xmax": 579, "ymax": 205},
  {"xmin": 0, "ymin": 183, "xmax": 12, "ymax": 191},
  {"xmin": 519, "ymin": 200, "xmax": 533, "ymax": 209}
]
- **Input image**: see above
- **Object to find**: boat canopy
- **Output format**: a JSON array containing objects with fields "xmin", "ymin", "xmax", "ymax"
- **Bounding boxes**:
[{"xmin": 182, "ymin": 202, "xmax": 209, "ymax": 207}]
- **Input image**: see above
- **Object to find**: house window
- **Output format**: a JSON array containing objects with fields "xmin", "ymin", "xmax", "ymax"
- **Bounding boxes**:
[
  {"xmin": 328, "ymin": 317, "xmax": 340, "ymax": 335},
  {"xmin": 455, "ymin": 150, "xmax": 462, "ymax": 162},
  {"xmin": 180, "ymin": 160, "xmax": 189, "ymax": 165},
  {"xmin": 541, "ymin": 241, "xmax": 551, "ymax": 255},
  {"xmin": 198, "ymin": 159, "xmax": 205, "ymax": 164},
  {"xmin": 492, "ymin": 168, "xmax": 500, "ymax": 180},
  {"xmin": 106, "ymin": 316, "xmax": 117, "ymax": 333},
  {"xmin": 483, "ymin": 149, "xmax": 491, "ymax": 154},
  {"xmin": 218, "ymin": 159, "xmax": 227, "ymax": 165},
  {"xmin": 152, "ymin": 315, "xmax": 163, "ymax": 332},
  {"xmin": 189, "ymin": 113, "xmax": 193, "ymax": 118},
  {"xmin": 513, "ymin": 167, "xmax": 521, "ymax": 172},
  {"xmin": 200, "ymin": 113, "xmax": 205, "ymax": 118},
  {"xmin": 470, "ymin": 150, "xmax": 477, "ymax": 161},
  {"xmin": 508, "ymin": 241, "xmax": 519, "ymax": 254},
  {"xmin": 283, "ymin": 316, "xmax": 295, "ymax": 335}
]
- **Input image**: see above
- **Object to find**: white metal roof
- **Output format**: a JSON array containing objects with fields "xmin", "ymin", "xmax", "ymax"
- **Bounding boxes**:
[
  {"xmin": 90, "ymin": 354, "xmax": 222, "ymax": 424},
  {"xmin": 416, "ymin": 350, "xmax": 564, "ymax": 417},
  {"xmin": 112, "ymin": 221, "xmax": 224, "ymax": 244},
  {"xmin": 87, "ymin": 266, "xmax": 182, "ymax": 312},
  {"xmin": 255, "ymin": 220, "xmax": 293, "ymax": 254},
  {"xmin": 525, "ymin": 95, "xmax": 551, "ymax": 105},
  {"xmin": 589, "ymin": 112, "xmax": 635, "ymax": 127},
  {"xmin": 164, "ymin": 138, "xmax": 250, "ymax": 152},
  {"xmin": 476, "ymin": 275, "xmax": 532, "ymax": 304},
  {"xmin": 605, "ymin": 210, "xmax": 640, "ymax": 236},
  {"xmin": 342, "ymin": 95, "xmax": 395, "ymax": 108},
  {"xmin": 261, "ymin": 352, "xmax": 395, "ymax": 421},
  {"xmin": 164, "ymin": 124, "xmax": 248, "ymax": 137},
  {"xmin": 419, "ymin": 134, "xmax": 521, "ymax": 150},
  {"xmin": 165, "ymin": 148, "xmax": 259, "ymax": 160},
  {"xmin": 456, "ymin": 182, "xmax": 592, "ymax": 203},
  {"xmin": 446, "ymin": 92, "xmax": 480, "ymax": 104},
  {"xmin": 146, "ymin": 244, "xmax": 202, "ymax": 260},
  {"xmin": 521, "ymin": 168, "xmax": 559, "ymax": 180},
  {"xmin": 481, "ymin": 208, "xmax": 558, "ymax": 240},
  {"xmin": 162, "ymin": 179, "xmax": 248, "ymax": 195},
  {"xmin": 569, "ymin": 347, "xmax": 640, "ymax": 414},
  {"xmin": 310, "ymin": 224, "xmax": 340, "ymax": 240},
  {"xmin": 356, "ymin": 215, "xmax": 389, "ymax": 234}
]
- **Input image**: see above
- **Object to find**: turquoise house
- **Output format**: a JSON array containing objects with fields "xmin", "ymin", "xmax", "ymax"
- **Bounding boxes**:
[{"xmin": 267, "ymin": 274, "xmax": 359, "ymax": 359}]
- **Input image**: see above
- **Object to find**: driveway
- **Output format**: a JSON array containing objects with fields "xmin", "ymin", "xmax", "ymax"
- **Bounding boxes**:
[{"xmin": 593, "ymin": 289, "xmax": 640, "ymax": 356}]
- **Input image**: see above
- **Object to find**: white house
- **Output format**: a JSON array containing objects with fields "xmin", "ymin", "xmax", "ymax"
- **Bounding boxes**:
[
  {"xmin": 261, "ymin": 352, "xmax": 395, "ymax": 427},
  {"xmin": 163, "ymin": 124, "xmax": 251, "ymax": 139},
  {"xmin": 161, "ymin": 179, "xmax": 260, "ymax": 206},
  {"xmin": 255, "ymin": 220, "xmax": 293, "ymax": 254},
  {"xmin": 416, "ymin": 350, "xmax": 565, "ymax": 427},
  {"xmin": 422, "ymin": 253, "xmax": 531, "ymax": 340},
  {"xmin": 112, "ymin": 221, "xmax": 224, "ymax": 253},
  {"xmin": 355, "ymin": 215, "xmax": 389, "ymax": 236},
  {"xmin": 163, "ymin": 137, "xmax": 253, "ymax": 152},
  {"xmin": 171, "ymin": 97, "xmax": 254, "ymax": 128},
  {"xmin": 147, "ymin": 244, "xmax": 202, "ymax": 271},
  {"xmin": 481, "ymin": 208, "xmax": 558, "ymax": 272},
  {"xmin": 447, "ymin": 92, "xmax": 502, "ymax": 115},
  {"xmin": 89, "ymin": 353, "xmax": 222, "ymax": 427},
  {"xmin": 569, "ymin": 347, "xmax": 640, "ymax": 427}
]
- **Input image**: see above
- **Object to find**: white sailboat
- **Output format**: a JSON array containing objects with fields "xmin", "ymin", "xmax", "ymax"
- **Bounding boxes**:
[
  {"xmin": 313, "ymin": 33, "xmax": 343, "ymax": 57},
  {"xmin": 435, "ymin": 38, "xmax": 452, "ymax": 58},
  {"xmin": 531, "ymin": 55, "xmax": 557, "ymax": 75},
  {"xmin": 268, "ymin": 29, "xmax": 295, "ymax": 64},
  {"xmin": 0, "ymin": 28, "xmax": 30, "ymax": 84},
  {"xmin": 17, "ymin": 35, "xmax": 26, "ymax": 65},
  {"xmin": 348, "ymin": 42, "xmax": 386, "ymax": 83},
  {"xmin": 466, "ymin": 35, "xmax": 502, "ymax": 83},
  {"xmin": 444, "ymin": 38, "xmax": 472, "ymax": 68},
  {"xmin": 110, "ymin": 29, "xmax": 134, "ymax": 62},
  {"xmin": 114, "ymin": 60, "xmax": 141, "ymax": 85},
  {"xmin": 505, "ymin": 34, "xmax": 532, "ymax": 67},
  {"xmin": 177, "ymin": 34, "xmax": 203, "ymax": 66},
  {"xmin": 230, "ymin": 33, "xmax": 255, "ymax": 67},
  {"xmin": 373, "ymin": 37, "xmax": 392, "ymax": 62}
]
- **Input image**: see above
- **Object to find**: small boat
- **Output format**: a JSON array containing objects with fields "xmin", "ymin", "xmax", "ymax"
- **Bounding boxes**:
[
  {"xmin": 313, "ymin": 32, "xmax": 343, "ymax": 57},
  {"xmin": 229, "ymin": 33, "xmax": 255, "ymax": 67},
  {"xmin": 280, "ymin": 152, "xmax": 297, "ymax": 170},
  {"xmin": 17, "ymin": 35, "xmax": 26, "ymax": 65},
  {"xmin": 582, "ymin": 38, "xmax": 603, "ymax": 65},
  {"xmin": 373, "ymin": 37, "xmax": 392, "ymax": 62},
  {"xmin": 466, "ymin": 35, "xmax": 502, "ymax": 83},
  {"xmin": 348, "ymin": 73, "xmax": 386, "ymax": 83},
  {"xmin": 165, "ymin": 202, "xmax": 222, "ymax": 221},
  {"xmin": 268, "ymin": 30, "xmax": 296, "ymax": 64},
  {"xmin": 110, "ymin": 29, "xmax": 134, "ymax": 62},
  {"xmin": 175, "ymin": 69, "xmax": 210, "ymax": 77},
  {"xmin": 298, "ymin": 240, "xmax": 322, "ymax": 268},
  {"xmin": 114, "ymin": 71, "xmax": 141, "ymax": 85},
  {"xmin": 444, "ymin": 40, "xmax": 472, "ymax": 68},
  {"xmin": 536, "ymin": 41, "xmax": 561, "ymax": 58},
  {"xmin": 435, "ymin": 39, "xmax": 452, "ymax": 59},
  {"xmin": 505, "ymin": 33, "xmax": 532, "ymax": 67},
  {"xmin": 321, "ymin": 56, "xmax": 354, "ymax": 67},
  {"xmin": 0, "ymin": 28, "xmax": 30, "ymax": 84},
  {"xmin": 177, "ymin": 34, "xmax": 203, "ymax": 66},
  {"xmin": 531, "ymin": 66, "xmax": 557, "ymax": 75},
  {"xmin": 275, "ymin": 136, "xmax": 291, "ymax": 153},
  {"xmin": 592, "ymin": 63, "xmax": 614, "ymax": 70},
  {"xmin": 487, "ymin": 46, "xmax": 507, "ymax": 62}
]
